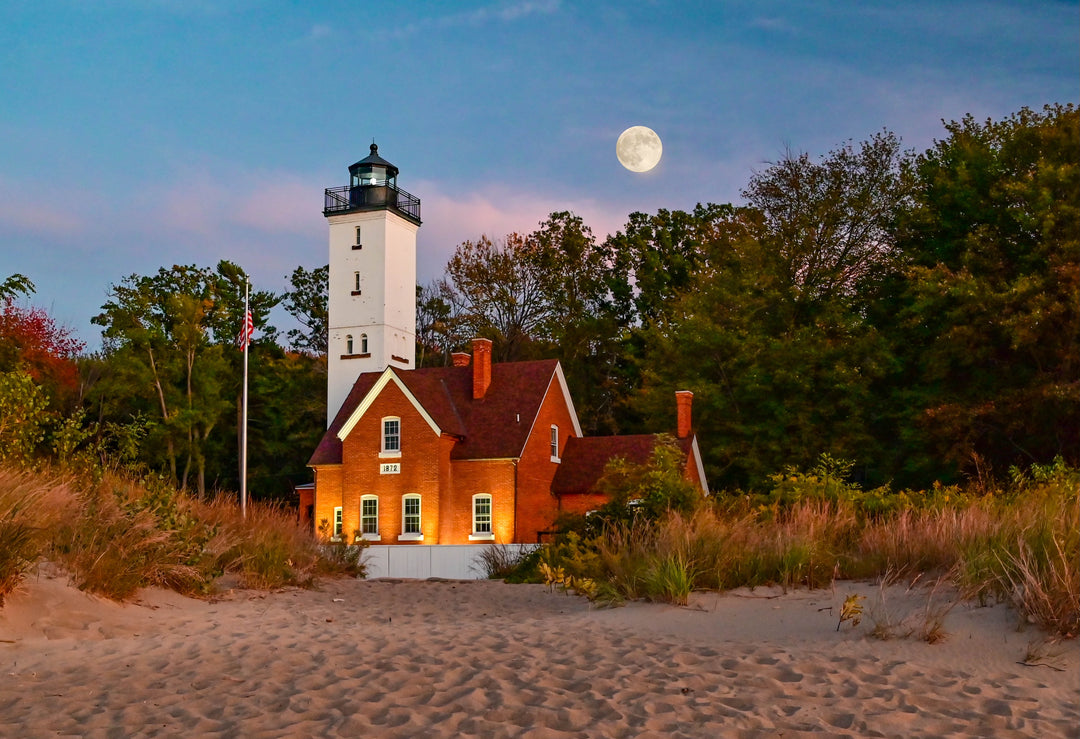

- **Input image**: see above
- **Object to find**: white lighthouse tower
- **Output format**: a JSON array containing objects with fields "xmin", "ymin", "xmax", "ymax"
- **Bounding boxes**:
[{"xmin": 323, "ymin": 143, "xmax": 421, "ymax": 426}]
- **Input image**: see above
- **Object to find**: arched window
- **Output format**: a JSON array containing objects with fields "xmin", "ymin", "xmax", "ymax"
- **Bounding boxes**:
[
  {"xmin": 360, "ymin": 333, "xmax": 368, "ymax": 354},
  {"xmin": 346, "ymin": 335, "xmax": 354, "ymax": 355},
  {"xmin": 550, "ymin": 425, "xmax": 560, "ymax": 462}
]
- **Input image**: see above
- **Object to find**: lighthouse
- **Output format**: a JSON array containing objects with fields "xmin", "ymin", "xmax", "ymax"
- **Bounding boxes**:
[{"xmin": 323, "ymin": 143, "xmax": 422, "ymax": 426}]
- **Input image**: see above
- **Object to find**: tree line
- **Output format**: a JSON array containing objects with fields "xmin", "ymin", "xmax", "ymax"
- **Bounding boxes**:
[{"xmin": 1, "ymin": 104, "xmax": 1075, "ymax": 497}]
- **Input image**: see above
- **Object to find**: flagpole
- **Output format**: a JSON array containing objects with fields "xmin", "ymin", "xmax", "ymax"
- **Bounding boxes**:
[{"xmin": 240, "ymin": 281, "xmax": 250, "ymax": 520}]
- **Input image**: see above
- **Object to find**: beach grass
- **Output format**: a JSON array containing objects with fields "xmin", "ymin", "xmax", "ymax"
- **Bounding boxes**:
[
  {"xmin": 0, "ymin": 465, "xmax": 362, "ymax": 603},
  {"xmin": 546, "ymin": 462, "xmax": 1078, "ymax": 638}
]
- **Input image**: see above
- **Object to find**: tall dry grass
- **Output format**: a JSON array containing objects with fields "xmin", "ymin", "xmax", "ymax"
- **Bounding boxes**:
[
  {"xmin": 561, "ymin": 470, "xmax": 1078, "ymax": 637},
  {"xmin": 0, "ymin": 469, "xmax": 73, "ymax": 604},
  {"xmin": 0, "ymin": 465, "xmax": 363, "ymax": 604}
]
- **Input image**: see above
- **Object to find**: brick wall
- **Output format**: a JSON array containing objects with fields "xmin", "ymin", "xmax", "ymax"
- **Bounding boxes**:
[
  {"xmin": 446, "ymin": 459, "xmax": 516, "ymax": 544},
  {"xmin": 514, "ymin": 377, "xmax": 579, "ymax": 542},
  {"xmin": 334, "ymin": 380, "xmax": 446, "ymax": 543}
]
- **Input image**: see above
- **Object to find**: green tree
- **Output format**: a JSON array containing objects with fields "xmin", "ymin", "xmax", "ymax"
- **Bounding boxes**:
[
  {"xmin": 0, "ymin": 274, "xmax": 35, "ymax": 301},
  {"xmin": 0, "ymin": 370, "xmax": 51, "ymax": 465},
  {"xmin": 889, "ymin": 104, "xmax": 1079, "ymax": 481},
  {"xmin": 89, "ymin": 262, "xmax": 276, "ymax": 494},
  {"xmin": 282, "ymin": 265, "xmax": 328, "ymax": 355}
]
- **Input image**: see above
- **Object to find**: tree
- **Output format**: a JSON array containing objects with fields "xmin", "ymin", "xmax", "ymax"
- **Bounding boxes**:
[
  {"xmin": 601, "ymin": 204, "xmax": 733, "ymax": 328},
  {"xmin": 89, "ymin": 262, "xmax": 277, "ymax": 494},
  {"xmin": 282, "ymin": 265, "xmax": 328, "ymax": 355},
  {"xmin": 0, "ymin": 296, "xmax": 84, "ymax": 411},
  {"xmin": 888, "ymin": 104, "xmax": 1079, "ymax": 481},
  {"xmin": 0, "ymin": 274, "xmax": 34, "ymax": 301},
  {"xmin": 741, "ymin": 131, "xmax": 911, "ymax": 315},
  {"xmin": 444, "ymin": 233, "xmax": 553, "ymax": 361},
  {"xmin": 0, "ymin": 369, "xmax": 51, "ymax": 465},
  {"xmin": 631, "ymin": 205, "xmax": 894, "ymax": 490}
]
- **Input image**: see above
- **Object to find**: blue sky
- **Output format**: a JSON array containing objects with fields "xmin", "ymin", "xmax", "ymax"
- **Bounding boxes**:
[{"xmin": 1, "ymin": 0, "xmax": 1077, "ymax": 347}]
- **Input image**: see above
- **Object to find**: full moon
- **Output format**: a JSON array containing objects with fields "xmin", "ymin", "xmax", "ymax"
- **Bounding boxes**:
[{"xmin": 616, "ymin": 126, "xmax": 662, "ymax": 172}]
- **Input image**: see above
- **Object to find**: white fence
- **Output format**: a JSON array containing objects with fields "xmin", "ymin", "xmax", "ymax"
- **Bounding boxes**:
[{"xmin": 361, "ymin": 544, "xmax": 534, "ymax": 580}]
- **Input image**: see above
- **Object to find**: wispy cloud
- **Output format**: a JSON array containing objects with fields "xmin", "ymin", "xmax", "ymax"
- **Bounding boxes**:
[
  {"xmin": 0, "ymin": 179, "xmax": 88, "ymax": 237},
  {"xmin": 392, "ymin": 0, "xmax": 560, "ymax": 38},
  {"xmin": 748, "ymin": 15, "xmax": 798, "ymax": 34}
]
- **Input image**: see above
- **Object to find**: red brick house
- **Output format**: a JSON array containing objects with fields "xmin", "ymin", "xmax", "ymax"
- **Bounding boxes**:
[
  {"xmin": 304, "ymin": 148, "xmax": 706, "ymax": 545},
  {"xmin": 306, "ymin": 337, "xmax": 707, "ymax": 544}
]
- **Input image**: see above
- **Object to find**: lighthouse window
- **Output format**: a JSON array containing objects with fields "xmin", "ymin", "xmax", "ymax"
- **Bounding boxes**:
[
  {"xmin": 346, "ymin": 335, "xmax": 354, "ymax": 354},
  {"xmin": 352, "ymin": 272, "xmax": 361, "ymax": 295},
  {"xmin": 360, "ymin": 334, "xmax": 368, "ymax": 354},
  {"xmin": 353, "ymin": 227, "xmax": 362, "ymax": 249}
]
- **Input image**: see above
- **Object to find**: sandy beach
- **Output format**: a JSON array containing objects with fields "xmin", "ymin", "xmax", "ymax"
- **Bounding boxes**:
[{"xmin": 1, "ymin": 568, "xmax": 1076, "ymax": 738}]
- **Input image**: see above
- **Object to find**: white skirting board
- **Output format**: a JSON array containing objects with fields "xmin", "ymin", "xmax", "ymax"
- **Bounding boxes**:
[{"xmin": 359, "ymin": 543, "xmax": 534, "ymax": 580}]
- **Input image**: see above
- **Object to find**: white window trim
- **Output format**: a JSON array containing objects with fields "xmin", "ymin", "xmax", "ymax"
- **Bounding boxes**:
[
  {"xmin": 380, "ymin": 416, "xmax": 401, "ymax": 458},
  {"xmin": 360, "ymin": 333, "xmax": 368, "ymax": 354},
  {"xmin": 550, "ymin": 424, "xmax": 560, "ymax": 463},
  {"xmin": 469, "ymin": 493, "xmax": 494, "ymax": 541},
  {"xmin": 399, "ymin": 494, "xmax": 422, "ymax": 540},
  {"xmin": 332, "ymin": 506, "xmax": 343, "ymax": 541},
  {"xmin": 358, "ymin": 495, "xmax": 380, "ymax": 541}
]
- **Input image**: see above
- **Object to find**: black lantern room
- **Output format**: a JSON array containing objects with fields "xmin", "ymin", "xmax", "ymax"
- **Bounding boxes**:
[
  {"xmin": 323, "ymin": 142, "xmax": 421, "ymax": 224},
  {"xmin": 349, "ymin": 143, "xmax": 399, "ymax": 188}
]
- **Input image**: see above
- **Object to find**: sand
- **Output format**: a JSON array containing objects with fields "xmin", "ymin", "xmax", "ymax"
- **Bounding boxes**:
[{"xmin": 1, "ymin": 567, "xmax": 1076, "ymax": 738}]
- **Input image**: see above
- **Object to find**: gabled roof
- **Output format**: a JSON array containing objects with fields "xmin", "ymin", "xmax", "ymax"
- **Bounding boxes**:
[
  {"xmin": 551, "ymin": 434, "xmax": 702, "ymax": 496},
  {"xmin": 308, "ymin": 359, "xmax": 572, "ymax": 466}
]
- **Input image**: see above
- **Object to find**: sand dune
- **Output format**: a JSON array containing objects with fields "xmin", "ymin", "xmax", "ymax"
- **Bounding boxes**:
[{"xmin": 1, "ymin": 567, "xmax": 1076, "ymax": 737}]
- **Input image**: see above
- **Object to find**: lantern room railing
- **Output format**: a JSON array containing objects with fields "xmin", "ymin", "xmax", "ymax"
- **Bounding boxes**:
[{"xmin": 323, "ymin": 183, "xmax": 421, "ymax": 223}]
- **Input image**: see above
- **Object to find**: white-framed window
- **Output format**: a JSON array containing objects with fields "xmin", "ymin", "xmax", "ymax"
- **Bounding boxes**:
[
  {"xmin": 470, "ymin": 494, "xmax": 494, "ymax": 541},
  {"xmin": 550, "ymin": 425, "xmax": 560, "ymax": 462},
  {"xmin": 400, "ymin": 494, "xmax": 422, "ymax": 540},
  {"xmin": 360, "ymin": 495, "xmax": 379, "ymax": 540},
  {"xmin": 360, "ymin": 333, "xmax": 368, "ymax": 354},
  {"xmin": 333, "ymin": 506, "xmax": 343, "ymax": 539},
  {"xmin": 381, "ymin": 417, "xmax": 401, "ymax": 456},
  {"xmin": 346, "ymin": 334, "xmax": 354, "ymax": 354}
]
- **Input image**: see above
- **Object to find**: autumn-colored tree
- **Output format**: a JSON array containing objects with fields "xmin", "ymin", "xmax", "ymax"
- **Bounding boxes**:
[{"xmin": 0, "ymin": 282, "xmax": 84, "ymax": 410}]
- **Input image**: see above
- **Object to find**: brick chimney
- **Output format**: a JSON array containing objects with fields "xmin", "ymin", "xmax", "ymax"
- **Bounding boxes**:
[
  {"xmin": 451, "ymin": 352, "xmax": 471, "ymax": 367},
  {"xmin": 472, "ymin": 338, "xmax": 493, "ymax": 399},
  {"xmin": 676, "ymin": 390, "xmax": 694, "ymax": 439}
]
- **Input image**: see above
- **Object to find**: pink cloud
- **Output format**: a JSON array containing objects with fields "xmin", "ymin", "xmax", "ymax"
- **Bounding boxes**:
[
  {"xmin": 413, "ymin": 179, "xmax": 629, "ymax": 281},
  {"xmin": 0, "ymin": 179, "xmax": 87, "ymax": 237}
]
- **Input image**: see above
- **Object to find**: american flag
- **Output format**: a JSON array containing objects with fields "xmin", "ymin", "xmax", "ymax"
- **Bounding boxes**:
[{"xmin": 237, "ymin": 310, "xmax": 254, "ymax": 350}]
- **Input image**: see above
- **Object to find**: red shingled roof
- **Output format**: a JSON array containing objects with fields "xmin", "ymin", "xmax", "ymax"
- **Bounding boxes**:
[
  {"xmin": 551, "ymin": 434, "xmax": 696, "ymax": 496},
  {"xmin": 308, "ymin": 359, "xmax": 561, "ymax": 466}
]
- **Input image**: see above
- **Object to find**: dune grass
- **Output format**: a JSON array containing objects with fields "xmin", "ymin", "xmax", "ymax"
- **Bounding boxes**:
[
  {"xmin": 545, "ymin": 464, "xmax": 1078, "ymax": 638},
  {"xmin": 0, "ymin": 465, "xmax": 364, "ymax": 604}
]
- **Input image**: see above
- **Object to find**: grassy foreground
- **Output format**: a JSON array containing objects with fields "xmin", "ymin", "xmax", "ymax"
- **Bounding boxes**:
[
  {"xmin": 510, "ymin": 460, "xmax": 1079, "ymax": 639},
  {"xmin": 0, "ymin": 466, "xmax": 362, "ymax": 605}
]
